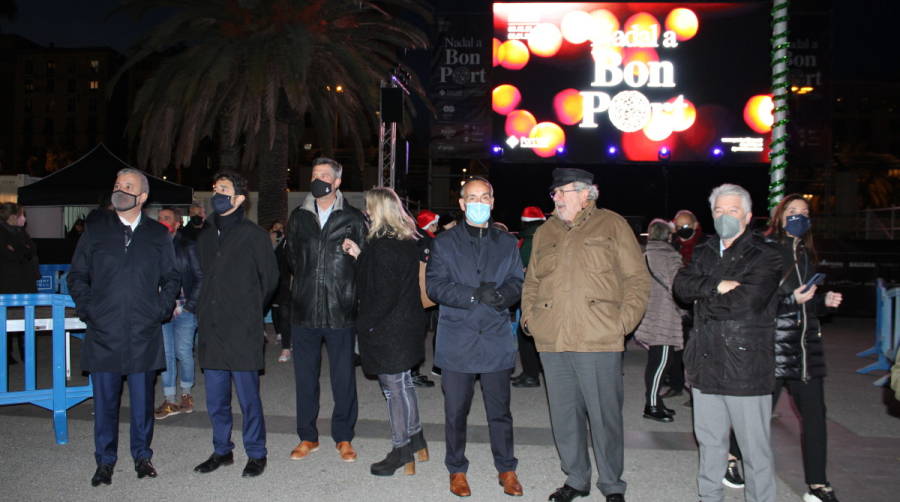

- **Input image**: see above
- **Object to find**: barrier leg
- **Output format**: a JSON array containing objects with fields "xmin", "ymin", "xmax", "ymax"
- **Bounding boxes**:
[
  {"xmin": 857, "ymin": 346, "xmax": 879, "ymax": 358},
  {"xmin": 52, "ymin": 297, "xmax": 68, "ymax": 444},
  {"xmin": 856, "ymin": 354, "xmax": 891, "ymax": 375}
]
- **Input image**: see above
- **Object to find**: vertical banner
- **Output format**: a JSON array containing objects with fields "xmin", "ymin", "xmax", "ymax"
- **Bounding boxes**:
[
  {"xmin": 429, "ymin": 12, "xmax": 492, "ymax": 159},
  {"xmin": 788, "ymin": 1, "xmax": 832, "ymax": 172}
]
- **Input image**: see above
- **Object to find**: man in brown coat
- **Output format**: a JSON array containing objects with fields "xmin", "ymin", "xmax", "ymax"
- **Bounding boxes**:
[{"xmin": 521, "ymin": 168, "xmax": 650, "ymax": 502}]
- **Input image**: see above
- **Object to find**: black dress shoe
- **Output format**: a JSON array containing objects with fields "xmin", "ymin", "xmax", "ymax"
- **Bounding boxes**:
[
  {"xmin": 606, "ymin": 494, "xmax": 625, "ymax": 502},
  {"xmin": 242, "ymin": 457, "xmax": 267, "ymax": 477},
  {"xmin": 662, "ymin": 405, "xmax": 676, "ymax": 416},
  {"xmin": 643, "ymin": 406, "xmax": 674, "ymax": 423},
  {"xmin": 91, "ymin": 464, "xmax": 113, "ymax": 486},
  {"xmin": 512, "ymin": 376, "xmax": 540, "ymax": 388},
  {"xmin": 134, "ymin": 458, "xmax": 157, "ymax": 479},
  {"xmin": 549, "ymin": 484, "xmax": 589, "ymax": 501},
  {"xmin": 194, "ymin": 452, "xmax": 234, "ymax": 473},
  {"xmin": 412, "ymin": 373, "xmax": 435, "ymax": 387}
]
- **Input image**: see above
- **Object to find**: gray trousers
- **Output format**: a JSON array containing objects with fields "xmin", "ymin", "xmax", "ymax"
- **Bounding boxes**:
[
  {"xmin": 692, "ymin": 388, "xmax": 775, "ymax": 502},
  {"xmin": 540, "ymin": 352, "xmax": 626, "ymax": 496}
]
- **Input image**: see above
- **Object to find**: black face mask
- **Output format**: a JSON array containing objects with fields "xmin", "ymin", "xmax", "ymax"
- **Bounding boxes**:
[
  {"xmin": 111, "ymin": 190, "xmax": 138, "ymax": 211},
  {"xmin": 310, "ymin": 178, "xmax": 333, "ymax": 198},
  {"xmin": 274, "ymin": 230, "xmax": 284, "ymax": 239},
  {"xmin": 675, "ymin": 226, "xmax": 694, "ymax": 240},
  {"xmin": 189, "ymin": 215, "xmax": 203, "ymax": 227}
]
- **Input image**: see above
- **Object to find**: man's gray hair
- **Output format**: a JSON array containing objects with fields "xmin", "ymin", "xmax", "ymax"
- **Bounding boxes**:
[
  {"xmin": 462, "ymin": 176, "xmax": 494, "ymax": 197},
  {"xmin": 647, "ymin": 218, "xmax": 673, "ymax": 241},
  {"xmin": 116, "ymin": 168, "xmax": 150, "ymax": 194},
  {"xmin": 313, "ymin": 157, "xmax": 343, "ymax": 179},
  {"xmin": 708, "ymin": 183, "xmax": 751, "ymax": 214},
  {"xmin": 573, "ymin": 181, "xmax": 599, "ymax": 201}
]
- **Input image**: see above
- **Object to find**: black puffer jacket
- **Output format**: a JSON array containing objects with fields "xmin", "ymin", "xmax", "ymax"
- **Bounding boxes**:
[
  {"xmin": 356, "ymin": 236, "xmax": 427, "ymax": 375},
  {"xmin": 286, "ymin": 192, "xmax": 367, "ymax": 329},
  {"xmin": 172, "ymin": 232, "xmax": 203, "ymax": 313},
  {"xmin": 769, "ymin": 236, "xmax": 828, "ymax": 380},
  {"xmin": 673, "ymin": 230, "xmax": 784, "ymax": 396}
]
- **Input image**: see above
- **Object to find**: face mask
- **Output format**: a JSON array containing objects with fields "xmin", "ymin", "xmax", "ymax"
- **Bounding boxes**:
[
  {"xmin": 784, "ymin": 214, "xmax": 810, "ymax": 237},
  {"xmin": 16, "ymin": 215, "xmax": 26, "ymax": 227},
  {"xmin": 189, "ymin": 215, "xmax": 203, "ymax": 227},
  {"xmin": 675, "ymin": 226, "xmax": 694, "ymax": 240},
  {"xmin": 714, "ymin": 214, "xmax": 743, "ymax": 239},
  {"xmin": 274, "ymin": 230, "xmax": 284, "ymax": 239},
  {"xmin": 111, "ymin": 190, "xmax": 138, "ymax": 211},
  {"xmin": 211, "ymin": 193, "xmax": 234, "ymax": 215},
  {"xmin": 161, "ymin": 221, "xmax": 177, "ymax": 234},
  {"xmin": 465, "ymin": 202, "xmax": 491, "ymax": 225},
  {"xmin": 311, "ymin": 178, "xmax": 333, "ymax": 198}
]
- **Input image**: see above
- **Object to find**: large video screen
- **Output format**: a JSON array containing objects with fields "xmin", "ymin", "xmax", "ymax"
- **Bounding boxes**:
[{"xmin": 492, "ymin": 2, "xmax": 772, "ymax": 163}]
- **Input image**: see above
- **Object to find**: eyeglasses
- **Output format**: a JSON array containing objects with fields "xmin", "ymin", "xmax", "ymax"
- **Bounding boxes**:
[{"xmin": 549, "ymin": 188, "xmax": 582, "ymax": 199}]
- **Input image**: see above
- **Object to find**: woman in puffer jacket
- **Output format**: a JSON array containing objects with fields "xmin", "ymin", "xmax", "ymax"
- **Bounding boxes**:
[
  {"xmin": 634, "ymin": 219, "xmax": 684, "ymax": 423},
  {"xmin": 766, "ymin": 194, "xmax": 843, "ymax": 502}
]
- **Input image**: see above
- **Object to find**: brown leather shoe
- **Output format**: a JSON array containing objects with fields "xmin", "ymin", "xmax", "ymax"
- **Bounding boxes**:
[
  {"xmin": 498, "ymin": 471, "xmax": 523, "ymax": 496},
  {"xmin": 289, "ymin": 441, "xmax": 319, "ymax": 460},
  {"xmin": 450, "ymin": 472, "xmax": 471, "ymax": 497},
  {"xmin": 336, "ymin": 441, "xmax": 357, "ymax": 462}
]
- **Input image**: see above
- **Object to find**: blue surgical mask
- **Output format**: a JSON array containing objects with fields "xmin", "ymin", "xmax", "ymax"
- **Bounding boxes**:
[
  {"xmin": 465, "ymin": 202, "xmax": 491, "ymax": 225},
  {"xmin": 211, "ymin": 193, "xmax": 234, "ymax": 215},
  {"xmin": 714, "ymin": 214, "xmax": 742, "ymax": 239},
  {"xmin": 784, "ymin": 214, "xmax": 810, "ymax": 237}
]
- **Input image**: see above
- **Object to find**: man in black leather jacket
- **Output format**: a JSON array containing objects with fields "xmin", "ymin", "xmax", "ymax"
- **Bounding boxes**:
[
  {"xmin": 154, "ymin": 207, "xmax": 203, "ymax": 419},
  {"xmin": 673, "ymin": 184, "xmax": 783, "ymax": 502},
  {"xmin": 286, "ymin": 158, "xmax": 367, "ymax": 463}
]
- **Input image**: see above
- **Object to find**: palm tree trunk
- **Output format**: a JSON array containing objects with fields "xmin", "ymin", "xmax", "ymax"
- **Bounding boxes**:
[
  {"xmin": 218, "ymin": 108, "xmax": 239, "ymax": 172},
  {"xmin": 257, "ymin": 120, "xmax": 289, "ymax": 228}
]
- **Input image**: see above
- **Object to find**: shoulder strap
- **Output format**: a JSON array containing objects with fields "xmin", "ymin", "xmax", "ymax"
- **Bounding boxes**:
[{"xmin": 644, "ymin": 253, "xmax": 670, "ymax": 292}]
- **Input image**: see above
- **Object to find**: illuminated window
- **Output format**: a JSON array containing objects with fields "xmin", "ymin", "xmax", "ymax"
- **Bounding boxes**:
[
  {"xmin": 89, "ymin": 80, "xmax": 100, "ymax": 90},
  {"xmin": 24, "ymin": 79, "xmax": 34, "ymax": 92},
  {"xmin": 47, "ymin": 61, "xmax": 56, "ymax": 70},
  {"xmin": 90, "ymin": 59, "xmax": 100, "ymax": 72}
]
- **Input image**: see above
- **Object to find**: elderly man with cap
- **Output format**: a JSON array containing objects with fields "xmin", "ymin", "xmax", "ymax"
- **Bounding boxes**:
[{"xmin": 521, "ymin": 168, "xmax": 650, "ymax": 502}]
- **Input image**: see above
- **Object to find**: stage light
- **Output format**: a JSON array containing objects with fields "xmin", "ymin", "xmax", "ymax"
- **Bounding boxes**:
[
  {"xmin": 556, "ymin": 145, "xmax": 566, "ymax": 155},
  {"xmin": 491, "ymin": 145, "xmax": 504, "ymax": 156},
  {"xmin": 711, "ymin": 146, "xmax": 724, "ymax": 159},
  {"xmin": 607, "ymin": 145, "xmax": 618, "ymax": 156},
  {"xmin": 658, "ymin": 146, "xmax": 671, "ymax": 161}
]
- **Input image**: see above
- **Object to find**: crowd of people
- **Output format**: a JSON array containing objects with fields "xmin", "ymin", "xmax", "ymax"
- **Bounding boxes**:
[{"xmin": 2, "ymin": 158, "xmax": 844, "ymax": 502}]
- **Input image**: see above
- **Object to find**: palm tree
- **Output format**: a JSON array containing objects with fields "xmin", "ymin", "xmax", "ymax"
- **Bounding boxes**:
[{"xmin": 113, "ymin": 0, "xmax": 430, "ymax": 227}]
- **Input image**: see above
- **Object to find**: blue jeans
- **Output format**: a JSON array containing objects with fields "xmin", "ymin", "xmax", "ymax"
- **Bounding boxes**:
[
  {"xmin": 377, "ymin": 371, "xmax": 422, "ymax": 448},
  {"xmin": 161, "ymin": 310, "xmax": 196, "ymax": 399}
]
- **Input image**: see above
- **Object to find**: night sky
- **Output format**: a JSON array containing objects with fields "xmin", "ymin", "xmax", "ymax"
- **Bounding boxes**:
[{"xmin": 2, "ymin": 0, "xmax": 897, "ymax": 81}]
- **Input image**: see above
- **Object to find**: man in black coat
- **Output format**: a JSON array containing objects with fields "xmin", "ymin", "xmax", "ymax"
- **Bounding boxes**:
[
  {"xmin": 426, "ymin": 178, "xmax": 525, "ymax": 498},
  {"xmin": 285, "ymin": 158, "xmax": 367, "ymax": 463},
  {"xmin": 68, "ymin": 168, "xmax": 180, "ymax": 487},
  {"xmin": 673, "ymin": 184, "xmax": 783, "ymax": 502},
  {"xmin": 192, "ymin": 171, "xmax": 279, "ymax": 478}
]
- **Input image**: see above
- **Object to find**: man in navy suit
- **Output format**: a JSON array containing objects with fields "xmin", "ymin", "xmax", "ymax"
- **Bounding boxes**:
[
  {"xmin": 69, "ymin": 168, "xmax": 180, "ymax": 486},
  {"xmin": 426, "ymin": 177, "xmax": 525, "ymax": 498}
]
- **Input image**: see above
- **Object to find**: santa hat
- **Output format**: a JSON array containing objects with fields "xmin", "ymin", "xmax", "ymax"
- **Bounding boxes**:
[
  {"xmin": 521, "ymin": 206, "xmax": 546, "ymax": 222},
  {"xmin": 416, "ymin": 209, "xmax": 440, "ymax": 230}
]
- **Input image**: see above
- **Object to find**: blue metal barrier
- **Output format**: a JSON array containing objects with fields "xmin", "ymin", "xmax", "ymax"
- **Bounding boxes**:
[
  {"xmin": 857, "ymin": 279, "xmax": 900, "ymax": 385},
  {"xmin": 1, "ymin": 293, "xmax": 93, "ymax": 444}
]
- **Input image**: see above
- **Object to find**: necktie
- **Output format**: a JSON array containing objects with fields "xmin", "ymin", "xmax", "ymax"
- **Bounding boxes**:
[{"xmin": 124, "ymin": 226, "xmax": 133, "ymax": 248}]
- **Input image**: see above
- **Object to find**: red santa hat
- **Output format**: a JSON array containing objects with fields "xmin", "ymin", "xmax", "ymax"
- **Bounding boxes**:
[
  {"xmin": 520, "ymin": 206, "xmax": 546, "ymax": 222},
  {"xmin": 416, "ymin": 209, "xmax": 440, "ymax": 230}
]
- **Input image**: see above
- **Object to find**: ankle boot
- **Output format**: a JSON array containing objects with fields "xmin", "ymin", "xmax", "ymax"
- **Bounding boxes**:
[
  {"xmin": 370, "ymin": 444, "xmax": 415, "ymax": 476},
  {"xmin": 409, "ymin": 430, "xmax": 429, "ymax": 462}
]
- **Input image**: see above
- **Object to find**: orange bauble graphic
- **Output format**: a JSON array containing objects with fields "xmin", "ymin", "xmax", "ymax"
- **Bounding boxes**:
[
  {"xmin": 743, "ymin": 94, "xmax": 774, "ymax": 133},
  {"xmin": 492, "ymin": 84, "xmax": 522, "ymax": 115},
  {"xmin": 505, "ymin": 109, "xmax": 537, "ymax": 138},
  {"xmin": 623, "ymin": 12, "xmax": 660, "ymax": 37},
  {"xmin": 553, "ymin": 89, "xmax": 584, "ymax": 126},
  {"xmin": 665, "ymin": 96, "xmax": 697, "ymax": 132},
  {"xmin": 527, "ymin": 23, "xmax": 563, "ymax": 58},
  {"xmin": 665, "ymin": 8, "xmax": 699, "ymax": 41},
  {"xmin": 589, "ymin": 8, "xmax": 620, "ymax": 41},
  {"xmin": 528, "ymin": 122, "xmax": 566, "ymax": 158},
  {"xmin": 497, "ymin": 40, "xmax": 530, "ymax": 70},
  {"xmin": 492, "ymin": 38, "xmax": 501, "ymax": 67}
]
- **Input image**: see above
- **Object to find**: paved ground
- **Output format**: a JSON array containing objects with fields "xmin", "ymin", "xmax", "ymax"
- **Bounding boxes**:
[{"xmin": 1, "ymin": 316, "xmax": 898, "ymax": 501}]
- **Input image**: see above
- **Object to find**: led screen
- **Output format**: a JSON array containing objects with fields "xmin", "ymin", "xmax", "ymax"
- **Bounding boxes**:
[{"xmin": 492, "ymin": 2, "xmax": 772, "ymax": 163}]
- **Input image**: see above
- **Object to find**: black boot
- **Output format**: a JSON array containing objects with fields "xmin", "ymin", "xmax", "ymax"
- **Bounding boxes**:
[
  {"xmin": 643, "ymin": 405, "xmax": 674, "ymax": 423},
  {"xmin": 370, "ymin": 444, "xmax": 415, "ymax": 476},
  {"xmin": 409, "ymin": 430, "xmax": 429, "ymax": 462}
]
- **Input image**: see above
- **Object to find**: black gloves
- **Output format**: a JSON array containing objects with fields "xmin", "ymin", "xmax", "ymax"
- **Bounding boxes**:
[{"xmin": 475, "ymin": 282, "xmax": 504, "ymax": 309}]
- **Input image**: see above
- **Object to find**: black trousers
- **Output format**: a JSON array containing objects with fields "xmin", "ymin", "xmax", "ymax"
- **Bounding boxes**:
[
  {"xmin": 516, "ymin": 325, "xmax": 542, "ymax": 378},
  {"xmin": 644, "ymin": 345, "xmax": 672, "ymax": 407},
  {"xmin": 441, "ymin": 368, "xmax": 517, "ymax": 474},
  {"xmin": 774, "ymin": 377, "xmax": 828, "ymax": 485}
]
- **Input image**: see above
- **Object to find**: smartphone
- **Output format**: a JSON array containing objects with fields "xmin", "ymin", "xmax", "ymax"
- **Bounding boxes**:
[{"xmin": 800, "ymin": 272, "xmax": 826, "ymax": 293}]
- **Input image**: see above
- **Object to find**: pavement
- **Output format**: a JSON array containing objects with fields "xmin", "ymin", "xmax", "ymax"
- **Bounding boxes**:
[{"xmin": 1, "ymin": 316, "xmax": 898, "ymax": 501}]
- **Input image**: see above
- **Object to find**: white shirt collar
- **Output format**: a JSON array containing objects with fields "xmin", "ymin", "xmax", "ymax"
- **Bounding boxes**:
[{"xmin": 118, "ymin": 212, "xmax": 141, "ymax": 232}]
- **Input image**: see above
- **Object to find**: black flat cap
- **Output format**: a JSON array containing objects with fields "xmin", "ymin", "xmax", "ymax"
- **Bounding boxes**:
[{"xmin": 550, "ymin": 168, "xmax": 594, "ymax": 190}]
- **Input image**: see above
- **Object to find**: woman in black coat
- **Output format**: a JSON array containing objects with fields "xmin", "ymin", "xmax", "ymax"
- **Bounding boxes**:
[
  {"xmin": 766, "ymin": 194, "xmax": 843, "ymax": 502},
  {"xmin": 0, "ymin": 203, "xmax": 40, "ymax": 364},
  {"xmin": 348, "ymin": 187, "xmax": 428, "ymax": 477}
]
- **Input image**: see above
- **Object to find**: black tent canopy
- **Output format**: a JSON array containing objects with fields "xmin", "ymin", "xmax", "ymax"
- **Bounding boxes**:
[{"xmin": 17, "ymin": 144, "xmax": 193, "ymax": 206}]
